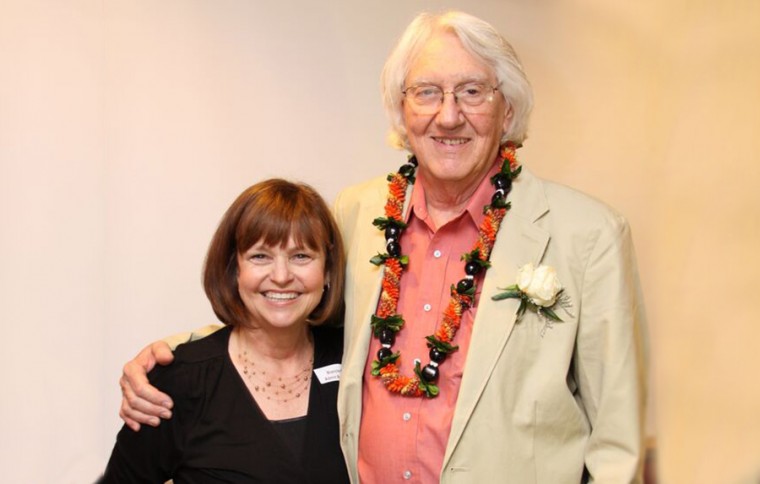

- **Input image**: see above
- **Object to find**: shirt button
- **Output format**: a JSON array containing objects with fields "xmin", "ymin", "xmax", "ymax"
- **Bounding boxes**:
[
  {"xmin": 403, "ymin": 470, "xmax": 413, "ymax": 480},
  {"xmin": 433, "ymin": 249, "xmax": 442, "ymax": 258},
  {"xmin": 402, "ymin": 412, "xmax": 411, "ymax": 421},
  {"xmin": 423, "ymin": 303, "xmax": 432, "ymax": 312}
]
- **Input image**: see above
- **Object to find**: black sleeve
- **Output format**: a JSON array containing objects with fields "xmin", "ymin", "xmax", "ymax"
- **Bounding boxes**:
[{"xmin": 100, "ymin": 364, "xmax": 188, "ymax": 483}]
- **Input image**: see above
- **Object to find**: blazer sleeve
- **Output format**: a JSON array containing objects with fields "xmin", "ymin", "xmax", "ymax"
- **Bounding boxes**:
[
  {"xmin": 162, "ymin": 324, "xmax": 222, "ymax": 351},
  {"xmin": 576, "ymin": 214, "xmax": 648, "ymax": 483}
]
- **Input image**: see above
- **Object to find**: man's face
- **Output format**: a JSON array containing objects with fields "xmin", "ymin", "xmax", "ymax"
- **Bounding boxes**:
[{"xmin": 402, "ymin": 32, "xmax": 512, "ymax": 191}]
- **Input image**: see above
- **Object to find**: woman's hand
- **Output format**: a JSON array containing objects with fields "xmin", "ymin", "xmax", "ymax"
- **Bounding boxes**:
[{"xmin": 119, "ymin": 341, "xmax": 175, "ymax": 431}]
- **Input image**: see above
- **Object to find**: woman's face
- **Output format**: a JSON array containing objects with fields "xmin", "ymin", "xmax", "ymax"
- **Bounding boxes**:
[
  {"xmin": 236, "ymin": 237, "xmax": 326, "ymax": 331},
  {"xmin": 402, "ymin": 31, "xmax": 511, "ymax": 190}
]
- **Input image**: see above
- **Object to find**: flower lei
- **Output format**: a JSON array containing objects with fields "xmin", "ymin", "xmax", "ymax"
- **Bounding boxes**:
[{"xmin": 369, "ymin": 143, "xmax": 521, "ymax": 398}]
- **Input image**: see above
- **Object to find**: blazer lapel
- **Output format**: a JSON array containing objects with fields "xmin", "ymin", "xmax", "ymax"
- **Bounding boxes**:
[
  {"xmin": 338, "ymin": 177, "xmax": 412, "ymax": 472},
  {"xmin": 444, "ymin": 168, "xmax": 551, "ymax": 462},
  {"xmin": 342, "ymin": 179, "xmax": 413, "ymax": 395}
]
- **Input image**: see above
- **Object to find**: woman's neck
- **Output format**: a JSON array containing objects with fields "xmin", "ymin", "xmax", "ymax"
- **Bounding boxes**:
[{"xmin": 233, "ymin": 324, "xmax": 312, "ymax": 364}]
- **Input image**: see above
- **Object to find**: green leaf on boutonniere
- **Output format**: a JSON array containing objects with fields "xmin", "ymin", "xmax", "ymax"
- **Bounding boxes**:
[
  {"xmin": 517, "ymin": 300, "xmax": 528, "ymax": 319},
  {"xmin": 414, "ymin": 361, "xmax": 439, "ymax": 398},
  {"xmin": 540, "ymin": 307, "xmax": 563, "ymax": 322},
  {"xmin": 492, "ymin": 284, "xmax": 522, "ymax": 301}
]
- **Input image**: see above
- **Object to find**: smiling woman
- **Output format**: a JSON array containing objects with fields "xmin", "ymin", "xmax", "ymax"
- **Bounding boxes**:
[
  {"xmin": 236, "ymin": 239, "xmax": 326, "ymax": 332},
  {"xmin": 101, "ymin": 179, "xmax": 349, "ymax": 483}
]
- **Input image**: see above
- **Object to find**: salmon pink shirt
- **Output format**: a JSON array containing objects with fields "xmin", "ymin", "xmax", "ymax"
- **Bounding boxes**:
[{"xmin": 357, "ymin": 160, "xmax": 502, "ymax": 483}]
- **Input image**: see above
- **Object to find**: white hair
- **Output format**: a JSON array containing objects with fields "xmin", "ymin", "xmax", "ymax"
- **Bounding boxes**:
[{"xmin": 380, "ymin": 11, "xmax": 534, "ymax": 150}]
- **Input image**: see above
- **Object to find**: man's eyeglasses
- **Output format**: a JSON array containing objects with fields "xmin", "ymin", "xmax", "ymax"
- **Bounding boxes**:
[{"xmin": 402, "ymin": 82, "xmax": 501, "ymax": 115}]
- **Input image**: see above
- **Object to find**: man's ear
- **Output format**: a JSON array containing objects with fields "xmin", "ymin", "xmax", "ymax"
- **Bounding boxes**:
[{"xmin": 502, "ymin": 103, "xmax": 513, "ymax": 135}]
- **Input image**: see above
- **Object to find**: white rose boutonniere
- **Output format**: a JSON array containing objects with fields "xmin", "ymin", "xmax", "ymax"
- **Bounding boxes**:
[
  {"xmin": 516, "ymin": 263, "xmax": 562, "ymax": 307},
  {"xmin": 493, "ymin": 263, "xmax": 572, "ymax": 333}
]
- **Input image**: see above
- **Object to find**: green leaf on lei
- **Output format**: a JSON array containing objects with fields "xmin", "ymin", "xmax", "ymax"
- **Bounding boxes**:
[
  {"xmin": 370, "ymin": 314, "xmax": 405, "ymax": 334},
  {"xmin": 425, "ymin": 335, "xmax": 459, "ymax": 354},
  {"xmin": 371, "ymin": 352, "xmax": 400, "ymax": 376},
  {"xmin": 370, "ymin": 253, "xmax": 388, "ymax": 266}
]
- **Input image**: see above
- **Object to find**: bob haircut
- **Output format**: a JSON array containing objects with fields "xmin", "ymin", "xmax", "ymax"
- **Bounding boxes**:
[
  {"xmin": 203, "ymin": 179, "xmax": 345, "ymax": 327},
  {"xmin": 381, "ymin": 10, "xmax": 534, "ymax": 150}
]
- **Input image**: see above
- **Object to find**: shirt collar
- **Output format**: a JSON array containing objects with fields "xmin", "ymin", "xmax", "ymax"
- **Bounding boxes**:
[{"xmin": 405, "ymin": 158, "xmax": 502, "ymax": 231}]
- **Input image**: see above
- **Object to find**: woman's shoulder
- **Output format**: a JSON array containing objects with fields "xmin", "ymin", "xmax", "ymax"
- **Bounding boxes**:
[
  {"xmin": 148, "ymin": 326, "xmax": 231, "ymax": 394},
  {"xmin": 173, "ymin": 324, "xmax": 232, "ymax": 363}
]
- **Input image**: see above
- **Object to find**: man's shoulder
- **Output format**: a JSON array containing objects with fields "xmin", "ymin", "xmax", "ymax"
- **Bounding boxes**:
[
  {"xmin": 336, "ymin": 175, "xmax": 388, "ymax": 204},
  {"xmin": 333, "ymin": 174, "xmax": 389, "ymax": 235},
  {"xmin": 528, "ymin": 171, "xmax": 628, "ymax": 231}
]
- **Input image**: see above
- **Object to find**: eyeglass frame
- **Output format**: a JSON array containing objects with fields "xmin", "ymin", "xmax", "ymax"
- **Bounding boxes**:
[{"xmin": 401, "ymin": 81, "xmax": 502, "ymax": 114}]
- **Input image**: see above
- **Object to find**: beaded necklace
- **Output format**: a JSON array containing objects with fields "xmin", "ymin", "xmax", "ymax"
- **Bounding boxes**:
[
  {"xmin": 369, "ymin": 143, "xmax": 521, "ymax": 398},
  {"xmin": 238, "ymin": 349, "xmax": 313, "ymax": 403}
]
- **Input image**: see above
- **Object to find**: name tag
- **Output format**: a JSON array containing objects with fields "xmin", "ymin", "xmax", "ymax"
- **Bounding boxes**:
[{"xmin": 314, "ymin": 363, "xmax": 341, "ymax": 384}]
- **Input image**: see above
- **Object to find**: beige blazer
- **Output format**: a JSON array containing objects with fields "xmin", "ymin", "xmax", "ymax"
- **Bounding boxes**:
[{"xmin": 334, "ymin": 167, "xmax": 647, "ymax": 484}]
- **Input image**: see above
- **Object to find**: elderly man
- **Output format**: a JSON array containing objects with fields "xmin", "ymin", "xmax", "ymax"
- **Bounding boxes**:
[{"xmin": 119, "ymin": 11, "xmax": 647, "ymax": 484}]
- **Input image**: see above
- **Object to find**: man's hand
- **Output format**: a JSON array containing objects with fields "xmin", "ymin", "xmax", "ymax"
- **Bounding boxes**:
[{"xmin": 119, "ymin": 341, "xmax": 175, "ymax": 431}]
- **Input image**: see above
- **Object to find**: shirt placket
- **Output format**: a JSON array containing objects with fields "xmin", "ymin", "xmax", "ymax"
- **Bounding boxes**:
[{"xmin": 399, "ymin": 223, "xmax": 459, "ymax": 483}]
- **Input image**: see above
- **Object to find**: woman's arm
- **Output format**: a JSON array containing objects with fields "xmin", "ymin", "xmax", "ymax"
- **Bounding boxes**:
[{"xmin": 103, "ymin": 361, "xmax": 191, "ymax": 483}]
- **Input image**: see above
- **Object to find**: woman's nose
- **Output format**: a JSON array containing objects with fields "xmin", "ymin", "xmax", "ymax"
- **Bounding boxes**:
[{"xmin": 270, "ymin": 257, "xmax": 294, "ymax": 283}]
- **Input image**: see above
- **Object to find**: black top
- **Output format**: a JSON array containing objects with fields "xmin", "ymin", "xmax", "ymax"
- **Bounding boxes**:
[{"xmin": 101, "ymin": 325, "xmax": 348, "ymax": 484}]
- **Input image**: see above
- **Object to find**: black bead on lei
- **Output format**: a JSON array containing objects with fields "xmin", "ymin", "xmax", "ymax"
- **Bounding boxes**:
[
  {"xmin": 456, "ymin": 278, "xmax": 474, "ymax": 294},
  {"xmin": 429, "ymin": 347, "xmax": 446, "ymax": 363},
  {"xmin": 420, "ymin": 364, "xmax": 439, "ymax": 383},
  {"xmin": 379, "ymin": 328, "xmax": 395, "ymax": 345},
  {"xmin": 377, "ymin": 347, "xmax": 392, "ymax": 361},
  {"xmin": 464, "ymin": 261, "xmax": 482, "ymax": 276}
]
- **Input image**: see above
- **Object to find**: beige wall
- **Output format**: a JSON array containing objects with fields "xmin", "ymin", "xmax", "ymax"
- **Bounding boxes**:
[{"xmin": 1, "ymin": 1, "xmax": 758, "ymax": 482}]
